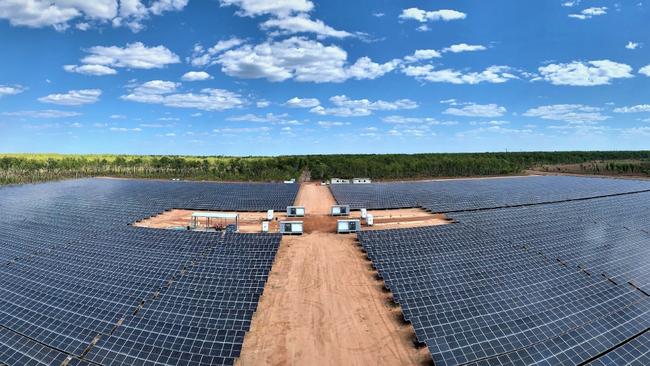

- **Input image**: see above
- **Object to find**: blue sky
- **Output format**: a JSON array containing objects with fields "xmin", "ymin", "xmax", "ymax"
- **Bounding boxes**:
[{"xmin": 1, "ymin": 0, "xmax": 649, "ymax": 156}]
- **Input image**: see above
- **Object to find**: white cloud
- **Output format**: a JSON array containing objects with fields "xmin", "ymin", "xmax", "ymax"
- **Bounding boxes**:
[
  {"xmin": 404, "ymin": 49, "xmax": 442, "ymax": 62},
  {"xmin": 285, "ymin": 97, "xmax": 320, "ymax": 108},
  {"xmin": 181, "ymin": 71, "xmax": 212, "ymax": 81},
  {"xmin": 220, "ymin": 0, "xmax": 313, "ymax": 17},
  {"xmin": 626, "ymin": 41, "xmax": 639, "ymax": 50},
  {"xmin": 2, "ymin": 110, "xmax": 81, "ymax": 118},
  {"xmin": 110, "ymin": 114, "xmax": 126, "ymax": 119},
  {"xmin": 562, "ymin": 1, "xmax": 581, "ymax": 7},
  {"xmin": 63, "ymin": 64, "xmax": 117, "ymax": 75},
  {"xmin": 569, "ymin": 7, "xmax": 607, "ymax": 19},
  {"xmin": 346, "ymin": 57, "xmax": 401, "ymax": 80},
  {"xmin": 216, "ymin": 37, "xmax": 398, "ymax": 83},
  {"xmin": 310, "ymin": 95, "xmax": 417, "ymax": 117},
  {"xmin": 256, "ymin": 100, "xmax": 270, "ymax": 108},
  {"xmin": 399, "ymin": 8, "xmax": 467, "ymax": 23},
  {"xmin": 78, "ymin": 42, "xmax": 180, "ymax": 71},
  {"xmin": 318, "ymin": 121, "xmax": 350, "ymax": 128},
  {"xmin": 613, "ymin": 105, "xmax": 650, "ymax": 113},
  {"xmin": 640, "ymin": 65, "xmax": 650, "ymax": 77},
  {"xmin": 0, "ymin": 84, "xmax": 26, "ymax": 97},
  {"xmin": 0, "ymin": 0, "xmax": 187, "ymax": 32},
  {"xmin": 443, "ymin": 103, "xmax": 507, "ymax": 118},
  {"xmin": 403, "ymin": 65, "xmax": 518, "ymax": 84},
  {"xmin": 523, "ymin": 104, "xmax": 609, "ymax": 123},
  {"xmin": 121, "ymin": 80, "xmax": 245, "ymax": 111},
  {"xmin": 261, "ymin": 13, "xmax": 352, "ymax": 38},
  {"xmin": 110, "ymin": 127, "xmax": 142, "ymax": 132},
  {"xmin": 538, "ymin": 60, "xmax": 633, "ymax": 86},
  {"xmin": 227, "ymin": 113, "xmax": 289, "ymax": 123},
  {"xmin": 38, "ymin": 89, "xmax": 101, "ymax": 106},
  {"xmin": 190, "ymin": 38, "xmax": 244, "ymax": 67},
  {"xmin": 442, "ymin": 43, "xmax": 487, "ymax": 53},
  {"xmin": 382, "ymin": 115, "xmax": 457, "ymax": 125}
]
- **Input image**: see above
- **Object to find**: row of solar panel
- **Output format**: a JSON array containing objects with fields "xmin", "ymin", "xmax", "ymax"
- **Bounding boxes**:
[
  {"xmin": 0, "ymin": 179, "xmax": 291, "ymax": 365},
  {"xmin": 331, "ymin": 175, "xmax": 650, "ymax": 212},
  {"xmin": 449, "ymin": 191, "xmax": 650, "ymax": 294},
  {"xmin": 358, "ymin": 223, "xmax": 649, "ymax": 366}
]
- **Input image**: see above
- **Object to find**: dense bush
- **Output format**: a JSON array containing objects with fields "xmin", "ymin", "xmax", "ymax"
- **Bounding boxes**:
[{"xmin": 1, "ymin": 151, "xmax": 650, "ymax": 185}]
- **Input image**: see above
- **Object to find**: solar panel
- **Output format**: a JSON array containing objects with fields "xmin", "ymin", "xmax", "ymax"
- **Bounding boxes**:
[
  {"xmin": 331, "ymin": 175, "xmax": 650, "ymax": 212},
  {"xmin": 0, "ymin": 179, "xmax": 288, "ymax": 365}
]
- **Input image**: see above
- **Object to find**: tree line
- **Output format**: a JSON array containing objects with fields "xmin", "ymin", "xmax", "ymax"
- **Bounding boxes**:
[{"xmin": 1, "ymin": 151, "xmax": 650, "ymax": 185}]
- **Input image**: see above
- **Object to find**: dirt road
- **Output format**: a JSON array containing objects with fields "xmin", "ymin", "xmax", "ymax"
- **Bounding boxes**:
[{"xmin": 236, "ymin": 183, "xmax": 428, "ymax": 366}]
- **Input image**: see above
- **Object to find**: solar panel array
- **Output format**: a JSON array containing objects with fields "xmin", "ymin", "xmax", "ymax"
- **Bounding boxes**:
[
  {"xmin": 0, "ymin": 178, "xmax": 290, "ymax": 365},
  {"xmin": 330, "ymin": 175, "xmax": 650, "ymax": 212},
  {"xmin": 359, "ymin": 224, "xmax": 649, "ymax": 365},
  {"xmin": 354, "ymin": 176, "xmax": 650, "ymax": 365},
  {"xmin": 449, "ymin": 191, "xmax": 650, "ymax": 294}
]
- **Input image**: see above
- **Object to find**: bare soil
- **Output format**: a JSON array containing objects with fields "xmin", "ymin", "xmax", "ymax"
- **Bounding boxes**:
[
  {"xmin": 236, "ymin": 183, "xmax": 430, "ymax": 366},
  {"xmin": 133, "ymin": 210, "xmax": 289, "ymax": 233}
]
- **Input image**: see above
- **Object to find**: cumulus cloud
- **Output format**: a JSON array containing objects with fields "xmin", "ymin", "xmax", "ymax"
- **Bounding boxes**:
[
  {"xmin": 181, "ymin": 71, "xmax": 212, "ymax": 81},
  {"xmin": 523, "ymin": 104, "xmax": 609, "ymax": 123},
  {"xmin": 399, "ymin": 8, "xmax": 466, "ymax": 23},
  {"xmin": 569, "ymin": 7, "xmax": 607, "ymax": 20},
  {"xmin": 310, "ymin": 95, "xmax": 417, "ymax": 117},
  {"xmin": 538, "ymin": 60, "xmax": 633, "ymax": 86},
  {"xmin": 121, "ymin": 80, "xmax": 245, "ymax": 111},
  {"xmin": 220, "ymin": 0, "xmax": 313, "ymax": 17},
  {"xmin": 2, "ymin": 109, "xmax": 81, "ymax": 118},
  {"xmin": 190, "ymin": 38, "xmax": 245, "ymax": 67},
  {"xmin": 404, "ymin": 49, "xmax": 442, "ymax": 63},
  {"xmin": 215, "ymin": 37, "xmax": 399, "ymax": 83},
  {"xmin": 613, "ymin": 105, "xmax": 650, "ymax": 113},
  {"xmin": 0, "ymin": 0, "xmax": 187, "ymax": 32},
  {"xmin": 442, "ymin": 43, "xmax": 487, "ymax": 53},
  {"xmin": 64, "ymin": 64, "xmax": 117, "ymax": 75},
  {"xmin": 640, "ymin": 65, "xmax": 650, "ymax": 77},
  {"xmin": 285, "ymin": 97, "xmax": 320, "ymax": 108},
  {"xmin": 79, "ymin": 42, "xmax": 180, "ymax": 70},
  {"xmin": 626, "ymin": 41, "xmax": 639, "ymax": 50},
  {"xmin": 260, "ymin": 13, "xmax": 352, "ymax": 38},
  {"xmin": 403, "ymin": 65, "xmax": 518, "ymax": 84},
  {"xmin": 0, "ymin": 84, "xmax": 26, "ymax": 97},
  {"xmin": 443, "ymin": 103, "xmax": 507, "ymax": 118},
  {"xmin": 220, "ymin": 0, "xmax": 351, "ymax": 39},
  {"xmin": 382, "ymin": 115, "xmax": 457, "ymax": 125},
  {"xmin": 38, "ymin": 89, "xmax": 101, "ymax": 106}
]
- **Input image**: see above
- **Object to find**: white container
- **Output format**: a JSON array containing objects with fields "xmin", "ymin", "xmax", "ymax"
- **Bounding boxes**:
[
  {"xmin": 286, "ymin": 206, "xmax": 305, "ymax": 217},
  {"xmin": 262, "ymin": 221, "xmax": 270, "ymax": 232},
  {"xmin": 331, "ymin": 205, "xmax": 350, "ymax": 216},
  {"xmin": 267, "ymin": 210, "xmax": 274, "ymax": 220},
  {"xmin": 280, "ymin": 221, "xmax": 304, "ymax": 235},
  {"xmin": 366, "ymin": 214, "xmax": 374, "ymax": 226},
  {"xmin": 337, "ymin": 219, "xmax": 361, "ymax": 234},
  {"xmin": 361, "ymin": 208, "xmax": 367, "ymax": 219}
]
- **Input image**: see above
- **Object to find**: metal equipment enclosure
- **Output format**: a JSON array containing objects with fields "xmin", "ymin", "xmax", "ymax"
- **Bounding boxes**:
[
  {"xmin": 353, "ymin": 178, "xmax": 372, "ymax": 184},
  {"xmin": 280, "ymin": 221, "xmax": 304, "ymax": 235},
  {"xmin": 331, "ymin": 205, "xmax": 350, "ymax": 216},
  {"xmin": 286, "ymin": 206, "xmax": 305, "ymax": 217},
  {"xmin": 337, "ymin": 219, "xmax": 361, "ymax": 234},
  {"xmin": 331, "ymin": 178, "xmax": 351, "ymax": 184}
]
